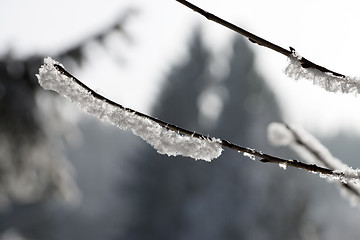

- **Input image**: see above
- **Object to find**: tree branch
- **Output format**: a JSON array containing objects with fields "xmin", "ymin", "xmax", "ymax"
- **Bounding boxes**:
[
  {"xmin": 175, "ymin": 0, "xmax": 290, "ymax": 57},
  {"xmin": 175, "ymin": 0, "xmax": 346, "ymax": 78},
  {"xmin": 284, "ymin": 124, "xmax": 360, "ymax": 198},
  {"xmin": 50, "ymin": 61, "xmax": 349, "ymax": 180}
]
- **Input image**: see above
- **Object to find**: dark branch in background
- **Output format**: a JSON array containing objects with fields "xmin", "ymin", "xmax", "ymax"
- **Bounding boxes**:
[
  {"xmin": 57, "ymin": 8, "xmax": 137, "ymax": 67},
  {"xmin": 285, "ymin": 124, "xmax": 360, "ymax": 197},
  {"xmin": 54, "ymin": 64, "xmax": 347, "ymax": 179},
  {"xmin": 175, "ymin": 0, "xmax": 346, "ymax": 78},
  {"xmin": 0, "ymin": 8, "xmax": 136, "ymax": 148},
  {"xmin": 1, "ymin": 8, "xmax": 137, "ymax": 87}
]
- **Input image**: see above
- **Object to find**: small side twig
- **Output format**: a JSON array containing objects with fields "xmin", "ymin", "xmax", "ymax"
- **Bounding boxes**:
[{"xmin": 285, "ymin": 124, "xmax": 360, "ymax": 197}]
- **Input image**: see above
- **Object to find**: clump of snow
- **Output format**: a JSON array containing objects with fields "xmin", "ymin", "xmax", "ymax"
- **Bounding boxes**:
[
  {"xmin": 333, "ymin": 168, "xmax": 360, "ymax": 183},
  {"xmin": 284, "ymin": 55, "xmax": 360, "ymax": 94},
  {"xmin": 278, "ymin": 162, "xmax": 287, "ymax": 170},
  {"xmin": 243, "ymin": 152, "xmax": 256, "ymax": 161},
  {"xmin": 37, "ymin": 57, "xmax": 223, "ymax": 161}
]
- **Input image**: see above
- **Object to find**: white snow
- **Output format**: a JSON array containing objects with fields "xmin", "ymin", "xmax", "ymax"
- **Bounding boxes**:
[
  {"xmin": 268, "ymin": 122, "xmax": 360, "ymax": 207},
  {"xmin": 36, "ymin": 57, "xmax": 223, "ymax": 162},
  {"xmin": 278, "ymin": 162, "xmax": 287, "ymax": 170},
  {"xmin": 267, "ymin": 122, "xmax": 294, "ymax": 147},
  {"xmin": 268, "ymin": 122, "xmax": 349, "ymax": 171},
  {"xmin": 243, "ymin": 152, "xmax": 256, "ymax": 161},
  {"xmin": 284, "ymin": 54, "xmax": 360, "ymax": 94}
]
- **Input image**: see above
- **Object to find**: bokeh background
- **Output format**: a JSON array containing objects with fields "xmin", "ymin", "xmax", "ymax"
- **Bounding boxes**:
[{"xmin": 1, "ymin": 0, "xmax": 360, "ymax": 239}]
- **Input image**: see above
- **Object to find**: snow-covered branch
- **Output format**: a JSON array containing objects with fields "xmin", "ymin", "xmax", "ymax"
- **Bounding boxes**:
[
  {"xmin": 175, "ymin": 0, "xmax": 360, "ymax": 94},
  {"xmin": 36, "ymin": 58, "xmax": 354, "ymax": 182},
  {"xmin": 268, "ymin": 122, "xmax": 360, "ymax": 207},
  {"xmin": 37, "ymin": 58, "xmax": 222, "ymax": 162},
  {"xmin": 285, "ymin": 49, "xmax": 360, "ymax": 94}
]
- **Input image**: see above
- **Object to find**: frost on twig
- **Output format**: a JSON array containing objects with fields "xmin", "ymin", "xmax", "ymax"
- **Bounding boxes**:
[
  {"xmin": 284, "ymin": 48, "xmax": 360, "ymax": 94},
  {"xmin": 37, "ymin": 58, "xmax": 350, "ymax": 180},
  {"xmin": 268, "ymin": 122, "xmax": 360, "ymax": 208},
  {"xmin": 175, "ymin": 0, "xmax": 357, "ymax": 94},
  {"xmin": 36, "ymin": 57, "xmax": 223, "ymax": 162}
]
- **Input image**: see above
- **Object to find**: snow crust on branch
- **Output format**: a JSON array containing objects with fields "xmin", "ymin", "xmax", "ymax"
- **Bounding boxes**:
[
  {"xmin": 267, "ymin": 123, "xmax": 348, "ymax": 170},
  {"xmin": 37, "ymin": 57, "xmax": 223, "ymax": 162},
  {"xmin": 268, "ymin": 122, "xmax": 360, "ymax": 207},
  {"xmin": 284, "ymin": 54, "xmax": 360, "ymax": 94}
]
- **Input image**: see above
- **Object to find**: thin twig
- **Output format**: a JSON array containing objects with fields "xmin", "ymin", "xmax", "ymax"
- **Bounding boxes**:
[
  {"xmin": 175, "ymin": 0, "xmax": 346, "ymax": 78},
  {"xmin": 285, "ymin": 124, "xmax": 360, "ymax": 197},
  {"xmin": 53, "ymin": 64, "xmax": 342, "ymax": 178}
]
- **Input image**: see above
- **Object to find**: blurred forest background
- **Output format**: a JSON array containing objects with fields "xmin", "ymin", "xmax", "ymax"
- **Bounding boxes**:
[{"xmin": 2, "ymin": 4, "xmax": 360, "ymax": 240}]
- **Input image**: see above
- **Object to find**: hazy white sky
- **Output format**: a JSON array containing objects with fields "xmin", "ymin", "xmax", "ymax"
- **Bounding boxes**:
[{"xmin": 2, "ymin": 0, "xmax": 360, "ymax": 136}]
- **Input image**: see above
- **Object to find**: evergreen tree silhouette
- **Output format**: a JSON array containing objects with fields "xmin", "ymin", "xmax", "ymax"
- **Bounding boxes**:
[
  {"xmin": 0, "ymin": 10, "xmax": 133, "ymax": 239},
  {"xmin": 122, "ymin": 32, "xmax": 309, "ymax": 240},
  {"xmin": 123, "ymin": 29, "xmax": 212, "ymax": 240}
]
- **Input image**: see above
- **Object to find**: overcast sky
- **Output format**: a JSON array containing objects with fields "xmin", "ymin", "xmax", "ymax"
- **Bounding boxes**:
[{"xmin": 2, "ymin": 0, "xmax": 360, "ymax": 136}]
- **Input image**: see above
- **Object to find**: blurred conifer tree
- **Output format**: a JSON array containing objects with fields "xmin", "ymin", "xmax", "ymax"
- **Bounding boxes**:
[{"xmin": 122, "ymin": 30, "xmax": 309, "ymax": 240}]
